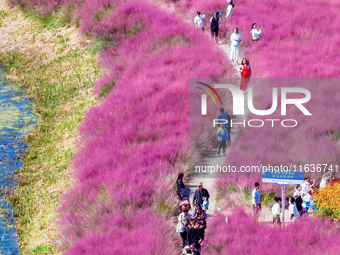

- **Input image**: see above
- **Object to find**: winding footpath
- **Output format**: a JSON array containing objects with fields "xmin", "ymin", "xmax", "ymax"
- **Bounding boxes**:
[{"xmin": 187, "ymin": 42, "xmax": 247, "ymax": 217}]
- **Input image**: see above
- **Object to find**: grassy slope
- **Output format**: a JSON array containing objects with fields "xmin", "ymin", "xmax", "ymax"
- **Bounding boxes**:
[{"xmin": 0, "ymin": 2, "xmax": 100, "ymax": 254}]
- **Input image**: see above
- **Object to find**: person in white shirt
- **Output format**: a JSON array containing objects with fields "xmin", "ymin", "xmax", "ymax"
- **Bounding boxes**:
[
  {"xmin": 320, "ymin": 170, "xmax": 335, "ymax": 189},
  {"xmin": 194, "ymin": 11, "xmax": 205, "ymax": 32},
  {"xmin": 252, "ymin": 182, "xmax": 261, "ymax": 219},
  {"xmin": 251, "ymin": 23, "xmax": 262, "ymax": 41},
  {"xmin": 226, "ymin": 3, "xmax": 234, "ymax": 18},
  {"xmin": 289, "ymin": 197, "xmax": 300, "ymax": 222},
  {"xmin": 271, "ymin": 196, "xmax": 281, "ymax": 226},
  {"xmin": 230, "ymin": 27, "xmax": 242, "ymax": 64},
  {"xmin": 178, "ymin": 210, "xmax": 192, "ymax": 247}
]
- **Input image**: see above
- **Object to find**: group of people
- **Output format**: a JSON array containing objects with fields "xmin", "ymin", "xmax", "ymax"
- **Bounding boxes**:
[
  {"xmin": 176, "ymin": 173, "xmax": 210, "ymax": 254},
  {"xmin": 193, "ymin": 1, "xmax": 262, "ymax": 94},
  {"xmin": 253, "ymin": 172, "xmax": 336, "ymax": 225}
]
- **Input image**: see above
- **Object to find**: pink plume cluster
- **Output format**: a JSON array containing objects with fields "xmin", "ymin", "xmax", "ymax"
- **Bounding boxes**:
[{"xmin": 205, "ymin": 207, "xmax": 340, "ymax": 255}]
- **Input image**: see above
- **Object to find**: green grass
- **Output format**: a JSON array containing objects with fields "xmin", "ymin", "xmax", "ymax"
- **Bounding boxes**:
[
  {"xmin": 0, "ymin": 5, "xmax": 100, "ymax": 254},
  {"xmin": 23, "ymin": 9, "xmax": 70, "ymax": 30}
]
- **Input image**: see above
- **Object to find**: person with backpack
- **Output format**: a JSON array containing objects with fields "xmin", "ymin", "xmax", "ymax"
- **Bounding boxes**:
[{"xmin": 210, "ymin": 12, "xmax": 222, "ymax": 43}]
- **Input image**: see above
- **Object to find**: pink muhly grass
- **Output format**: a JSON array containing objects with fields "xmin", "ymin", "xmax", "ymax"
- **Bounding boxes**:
[{"xmin": 205, "ymin": 207, "xmax": 340, "ymax": 255}]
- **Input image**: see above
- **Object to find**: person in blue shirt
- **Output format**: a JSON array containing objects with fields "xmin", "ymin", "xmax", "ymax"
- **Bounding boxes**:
[
  {"xmin": 218, "ymin": 108, "xmax": 231, "ymax": 140},
  {"xmin": 252, "ymin": 182, "xmax": 261, "ymax": 219}
]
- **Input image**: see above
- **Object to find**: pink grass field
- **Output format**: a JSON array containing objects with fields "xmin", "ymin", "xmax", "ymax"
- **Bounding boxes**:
[{"xmin": 10, "ymin": 0, "xmax": 340, "ymax": 254}]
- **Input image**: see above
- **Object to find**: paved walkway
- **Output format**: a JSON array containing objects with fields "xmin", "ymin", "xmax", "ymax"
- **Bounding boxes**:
[{"xmin": 187, "ymin": 42, "xmax": 248, "ymax": 217}]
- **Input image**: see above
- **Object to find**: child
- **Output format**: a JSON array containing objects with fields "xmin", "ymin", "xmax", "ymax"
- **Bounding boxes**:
[
  {"xmin": 271, "ymin": 196, "xmax": 281, "ymax": 226},
  {"xmin": 289, "ymin": 197, "xmax": 300, "ymax": 222}
]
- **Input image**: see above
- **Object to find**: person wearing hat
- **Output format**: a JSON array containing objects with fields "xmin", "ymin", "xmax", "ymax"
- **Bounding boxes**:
[
  {"xmin": 218, "ymin": 108, "xmax": 231, "ymax": 140},
  {"xmin": 193, "ymin": 183, "xmax": 210, "ymax": 212}
]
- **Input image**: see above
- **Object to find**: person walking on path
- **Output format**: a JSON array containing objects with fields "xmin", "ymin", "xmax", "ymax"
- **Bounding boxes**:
[
  {"xmin": 230, "ymin": 27, "xmax": 242, "ymax": 64},
  {"xmin": 178, "ymin": 209, "xmax": 192, "ymax": 247},
  {"xmin": 252, "ymin": 182, "xmax": 261, "ymax": 220},
  {"xmin": 251, "ymin": 23, "xmax": 262, "ymax": 41},
  {"xmin": 193, "ymin": 182, "xmax": 210, "ymax": 212},
  {"xmin": 239, "ymin": 58, "xmax": 252, "ymax": 94},
  {"xmin": 187, "ymin": 221, "xmax": 204, "ymax": 253},
  {"xmin": 271, "ymin": 196, "xmax": 281, "ymax": 226},
  {"xmin": 176, "ymin": 172, "xmax": 186, "ymax": 201},
  {"xmin": 289, "ymin": 197, "xmax": 300, "ymax": 222},
  {"xmin": 194, "ymin": 11, "xmax": 205, "ymax": 32},
  {"xmin": 217, "ymin": 124, "xmax": 229, "ymax": 156},
  {"xmin": 210, "ymin": 12, "xmax": 222, "ymax": 43},
  {"xmin": 192, "ymin": 204, "xmax": 207, "ymax": 219},
  {"xmin": 226, "ymin": 2, "xmax": 234, "ymax": 18},
  {"xmin": 218, "ymin": 108, "xmax": 231, "ymax": 139}
]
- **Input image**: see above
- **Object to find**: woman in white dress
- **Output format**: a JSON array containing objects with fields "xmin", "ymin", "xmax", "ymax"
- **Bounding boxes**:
[{"xmin": 230, "ymin": 27, "xmax": 242, "ymax": 64}]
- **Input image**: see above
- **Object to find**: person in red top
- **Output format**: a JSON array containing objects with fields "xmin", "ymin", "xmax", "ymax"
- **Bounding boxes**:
[{"xmin": 239, "ymin": 58, "xmax": 252, "ymax": 94}]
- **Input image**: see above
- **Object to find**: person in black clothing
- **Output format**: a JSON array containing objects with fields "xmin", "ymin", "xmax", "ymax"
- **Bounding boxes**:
[
  {"xmin": 176, "ymin": 172, "xmax": 185, "ymax": 201},
  {"xmin": 187, "ymin": 222, "xmax": 204, "ymax": 253},
  {"xmin": 196, "ymin": 211, "xmax": 207, "ymax": 239},
  {"xmin": 293, "ymin": 185, "xmax": 304, "ymax": 215},
  {"xmin": 210, "ymin": 12, "xmax": 222, "ymax": 43},
  {"xmin": 193, "ymin": 182, "xmax": 210, "ymax": 211}
]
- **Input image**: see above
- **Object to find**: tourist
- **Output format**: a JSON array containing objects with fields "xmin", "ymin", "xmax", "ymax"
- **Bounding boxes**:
[
  {"xmin": 320, "ymin": 170, "xmax": 335, "ymax": 189},
  {"xmin": 194, "ymin": 11, "xmax": 205, "ymax": 32},
  {"xmin": 226, "ymin": 3, "xmax": 234, "ymax": 18},
  {"xmin": 196, "ymin": 211, "xmax": 207, "ymax": 232},
  {"xmin": 289, "ymin": 197, "xmax": 300, "ymax": 222},
  {"xmin": 178, "ymin": 209, "xmax": 192, "ymax": 247},
  {"xmin": 210, "ymin": 12, "xmax": 222, "ymax": 43},
  {"xmin": 218, "ymin": 108, "xmax": 231, "ymax": 140},
  {"xmin": 176, "ymin": 172, "xmax": 186, "ymax": 201},
  {"xmin": 239, "ymin": 58, "xmax": 252, "ymax": 94},
  {"xmin": 252, "ymin": 182, "xmax": 261, "ymax": 219},
  {"xmin": 251, "ymin": 23, "xmax": 261, "ymax": 41},
  {"xmin": 217, "ymin": 124, "xmax": 228, "ymax": 156},
  {"xmin": 180, "ymin": 199, "xmax": 191, "ymax": 212},
  {"xmin": 230, "ymin": 27, "xmax": 242, "ymax": 64},
  {"xmin": 271, "ymin": 196, "xmax": 281, "ymax": 226},
  {"xmin": 293, "ymin": 185, "xmax": 304, "ymax": 215},
  {"xmin": 192, "ymin": 204, "xmax": 207, "ymax": 219},
  {"xmin": 182, "ymin": 243, "xmax": 201, "ymax": 255},
  {"xmin": 193, "ymin": 182, "xmax": 210, "ymax": 211},
  {"xmin": 187, "ymin": 221, "xmax": 204, "ymax": 253}
]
